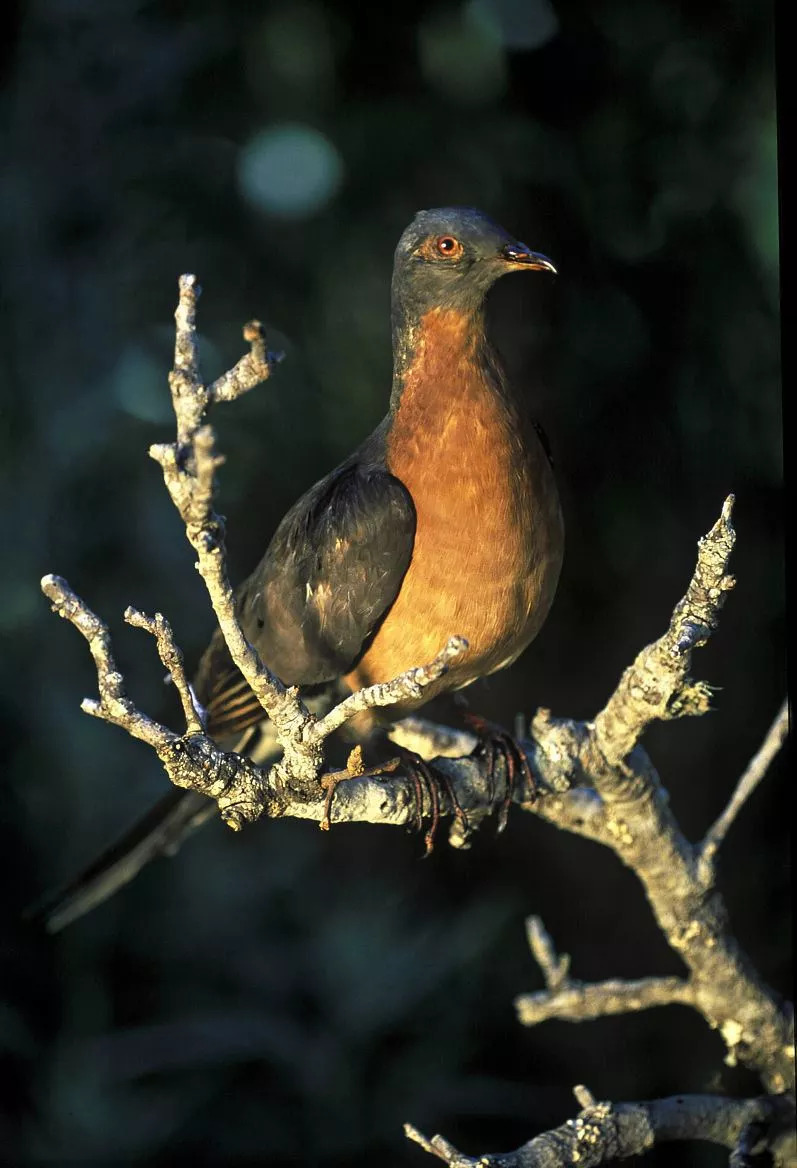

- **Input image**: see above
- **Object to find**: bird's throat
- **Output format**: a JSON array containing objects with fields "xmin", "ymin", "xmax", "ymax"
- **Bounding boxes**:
[{"xmin": 389, "ymin": 304, "xmax": 491, "ymax": 414}]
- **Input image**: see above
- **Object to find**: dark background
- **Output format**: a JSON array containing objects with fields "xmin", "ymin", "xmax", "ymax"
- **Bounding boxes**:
[{"xmin": 1, "ymin": 1, "xmax": 785, "ymax": 1164}]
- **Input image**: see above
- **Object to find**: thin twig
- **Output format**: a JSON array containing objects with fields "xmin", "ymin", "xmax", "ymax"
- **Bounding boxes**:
[
  {"xmin": 698, "ymin": 698, "xmax": 789, "ymax": 884},
  {"xmin": 519, "ymin": 915, "xmax": 695, "ymax": 1024},
  {"xmin": 124, "ymin": 608, "xmax": 204, "ymax": 735},
  {"xmin": 525, "ymin": 915, "xmax": 571, "ymax": 991},
  {"xmin": 516, "ymin": 974, "xmax": 695, "ymax": 1026},
  {"xmin": 573, "ymin": 1085, "xmax": 597, "ymax": 1109},
  {"xmin": 40, "ymin": 575, "xmax": 172, "ymax": 752},
  {"xmin": 209, "ymin": 319, "xmax": 279, "ymax": 402},
  {"xmin": 404, "ymin": 1124, "xmax": 479, "ymax": 1167},
  {"xmin": 307, "ymin": 636, "xmax": 469, "ymax": 743}
]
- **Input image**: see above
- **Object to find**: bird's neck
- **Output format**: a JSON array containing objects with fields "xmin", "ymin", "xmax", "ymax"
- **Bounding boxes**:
[
  {"xmin": 389, "ymin": 302, "xmax": 490, "ymax": 412},
  {"xmin": 386, "ymin": 302, "xmax": 527, "ymax": 487}
]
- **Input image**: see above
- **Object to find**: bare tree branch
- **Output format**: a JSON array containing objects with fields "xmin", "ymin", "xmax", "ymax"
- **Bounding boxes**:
[
  {"xmin": 516, "ymin": 974, "xmax": 696, "ymax": 1026},
  {"xmin": 571, "ymin": 1085, "xmax": 597, "ymax": 1110},
  {"xmin": 405, "ymin": 1093, "xmax": 793, "ymax": 1168},
  {"xmin": 124, "ymin": 607, "xmax": 204, "ymax": 735},
  {"xmin": 38, "ymin": 576, "xmax": 476, "ymax": 831},
  {"xmin": 209, "ymin": 318, "xmax": 278, "ymax": 403},
  {"xmin": 586, "ymin": 494, "xmax": 736, "ymax": 801},
  {"xmin": 307, "ymin": 636, "xmax": 468, "ymax": 744},
  {"xmin": 516, "ymin": 915, "xmax": 695, "ymax": 1024},
  {"xmin": 41, "ymin": 575, "xmax": 173, "ymax": 754},
  {"xmin": 524, "ymin": 915, "xmax": 571, "ymax": 991},
  {"xmin": 527, "ymin": 734, "xmax": 795, "ymax": 1092}
]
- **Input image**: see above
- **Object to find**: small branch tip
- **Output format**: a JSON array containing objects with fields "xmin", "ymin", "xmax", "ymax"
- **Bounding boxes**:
[
  {"xmin": 405, "ymin": 1123, "xmax": 435, "ymax": 1152},
  {"xmin": 243, "ymin": 319, "xmax": 265, "ymax": 343},
  {"xmin": 573, "ymin": 1084, "xmax": 597, "ymax": 1109}
]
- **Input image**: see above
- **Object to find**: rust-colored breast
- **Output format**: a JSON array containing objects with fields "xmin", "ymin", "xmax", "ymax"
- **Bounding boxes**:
[{"xmin": 345, "ymin": 308, "xmax": 563, "ymax": 708}]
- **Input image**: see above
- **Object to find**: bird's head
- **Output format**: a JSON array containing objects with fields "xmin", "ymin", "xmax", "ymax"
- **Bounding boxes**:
[{"xmin": 392, "ymin": 207, "xmax": 555, "ymax": 321}]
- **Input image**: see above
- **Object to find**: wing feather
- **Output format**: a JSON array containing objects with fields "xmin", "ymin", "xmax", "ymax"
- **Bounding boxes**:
[{"xmin": 195, "ymin": 460, "xmax": 415, "ymax": 736}]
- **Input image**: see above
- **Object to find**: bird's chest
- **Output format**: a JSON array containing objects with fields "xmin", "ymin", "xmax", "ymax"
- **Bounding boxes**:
[
  {"xmin": 348, "ymin": 342, "xmax": 561, "ymax": 698},
  {"xmin": 391, "ymin": 385, "xmax": 535, "ymax": 596}
]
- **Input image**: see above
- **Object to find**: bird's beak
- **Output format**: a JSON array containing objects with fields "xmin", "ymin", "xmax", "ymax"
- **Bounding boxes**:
[{"xmin": 501, "ymin": 244, "xmax": 557, "ymax": 274}]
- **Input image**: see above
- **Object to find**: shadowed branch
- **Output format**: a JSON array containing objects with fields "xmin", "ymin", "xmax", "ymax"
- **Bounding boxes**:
[
  {"xmin": 515, "ymin": 916, "xmax": 695, "ymax": 1024},
  {"xmin": 405, "ymin": 1092, "xmax": 793, "ymax": 1167}
]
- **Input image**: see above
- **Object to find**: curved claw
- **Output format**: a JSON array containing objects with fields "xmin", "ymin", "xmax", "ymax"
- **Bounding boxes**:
[
  {"xmin": 394, "ymin": 749, "xmax": 470, "ymax": 854},
  {"xmin": 465, "ymin": 714, "xmax": 538, "ymax": 832}
]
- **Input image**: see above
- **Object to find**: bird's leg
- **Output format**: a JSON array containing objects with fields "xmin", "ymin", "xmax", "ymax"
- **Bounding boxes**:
[
  {"xmin": 448, "ymin": 693, "xmax": 498, "ymax": 807},
  {"xmin": 464, "ymin": 713, "xmax": 538, "ymax": 832},
  {"xmin": 402, "ymin": 751, "xmax": 439, "ymax": 855}
]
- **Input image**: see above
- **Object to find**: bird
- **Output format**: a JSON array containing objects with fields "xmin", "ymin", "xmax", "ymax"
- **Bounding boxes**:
[{"xmin": 36, "ymin": 207, "xmax": 564, "ymax": 931}]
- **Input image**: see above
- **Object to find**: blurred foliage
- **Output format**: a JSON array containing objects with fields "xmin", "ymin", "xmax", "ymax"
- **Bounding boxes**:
[{"xmin": 0, "ymin": 0, "xmax": 783, "ymax": 1164}]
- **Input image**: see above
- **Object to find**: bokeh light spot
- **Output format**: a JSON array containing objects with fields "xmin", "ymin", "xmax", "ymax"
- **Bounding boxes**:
[{"xmin": 237, "ymin": 124, "xmax": 344, "ymax": 218}]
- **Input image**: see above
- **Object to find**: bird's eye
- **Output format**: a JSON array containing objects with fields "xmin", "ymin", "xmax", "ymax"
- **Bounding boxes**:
[{"xmin": 435, "ymin": 235, "xmax": 464, "ymax": 259}]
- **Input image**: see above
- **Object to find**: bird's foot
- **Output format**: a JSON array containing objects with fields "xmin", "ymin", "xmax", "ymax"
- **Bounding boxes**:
[
  {"xmin": 463, "ymin": 713, "xmax": 537, "ymax": 832},
  {"xmin": 319, "ymin": 745, "xmax": 396, "ymax": 830},
  {"xmin": 393, "ymin": 748, "xmax": 469, "ymax": 856},
  {"xmin": 319, "ymin": 744, "xmax": 469, "ymax": 853}
]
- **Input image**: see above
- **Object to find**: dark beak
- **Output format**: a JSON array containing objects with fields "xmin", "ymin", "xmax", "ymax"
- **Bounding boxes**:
[{"xmin": 501, "ymin": 244, "xmax": 557, "ymax": 274}]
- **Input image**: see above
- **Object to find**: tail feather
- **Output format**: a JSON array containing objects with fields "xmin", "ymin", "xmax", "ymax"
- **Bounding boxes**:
[
  {"xmin": 205, "ymin": 670, "xmax": 270, "ymax": 739},
  {"xmin": 29, "ymin": 657, "xmax": 338, "ymax": 931},
  {"xmin": 29, "ymin": 789, "xmax": 216, "ymax": 933},
  {"xmin": 30, "ymin": 654, "xmax": 268, "ymax": 932}
]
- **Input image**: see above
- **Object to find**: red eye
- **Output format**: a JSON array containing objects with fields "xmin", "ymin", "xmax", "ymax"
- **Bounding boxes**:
[{"xmin": 436, "ymin": 235, "xmax": 463, "ymax": 259}]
